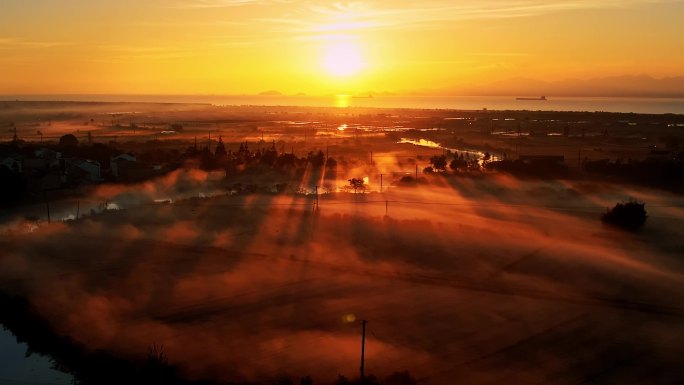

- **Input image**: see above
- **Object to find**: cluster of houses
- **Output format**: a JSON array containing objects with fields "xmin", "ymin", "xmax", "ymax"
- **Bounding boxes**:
[{"xmin": 1, "ymin": 146, "xmax": 159, "ymax": 193}]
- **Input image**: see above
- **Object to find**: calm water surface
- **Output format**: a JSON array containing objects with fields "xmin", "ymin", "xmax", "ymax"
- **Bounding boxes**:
[
  {"xmin": 0, "ymin": 328, "xmax": 73, "ymax": 384},
  {"xmin": 3, "ymin": 95, "xmax": 684, "ymax": 114}
]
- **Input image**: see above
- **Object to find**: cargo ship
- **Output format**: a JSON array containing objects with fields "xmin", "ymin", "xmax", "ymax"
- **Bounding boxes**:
[{"xmin": 516, "ymin": 96, "xmax": 547, "ymax": 101}]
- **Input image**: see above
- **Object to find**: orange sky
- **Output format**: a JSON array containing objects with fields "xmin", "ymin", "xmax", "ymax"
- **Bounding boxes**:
[{"xmin": 1, "ymin": 0, "xmax": 683, "ymax": 95}]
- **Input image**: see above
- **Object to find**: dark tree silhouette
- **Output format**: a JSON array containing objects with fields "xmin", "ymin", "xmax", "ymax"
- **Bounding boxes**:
[
  {"xmin": 308, "ymin": 150, "xmax": 326, "ymax": 168},
  {"xmin": 275, "ymin": 153, "xmax": 297, "ymax": 170},
  {"xmin": 384, "ymin": 371, "xmax": 418, "ymax": 385},
  {"xmin": 215, "ymin": 136, "xmax": 227, "ymax": 158},
  {"xmin": 349, "ymin": 178, "xmax": 365, "ymax": 193},
  {"xmin": 260, "ymin": 142, "xmax": 278, "ymax": 166},
  {"xmin": 449, "ymin": 157, "xmax": 467, "ymax": 171},
  {"xmin": 333, "ymin": 375, "xmax": 380, "ymax": 385},
  {"xmin": 277, "ymin": 377, "xmax": 295, "ymax": 385},
  {"xmin": 430, "ymin": 155, "xmax": 447, "ymax": 171},
  {"xmin": 601, "ymin": 201, "xmax": 647, "ymax": 230},
  {"xmin": 398, "ymin": 176, "xmax": 416, "ymax": 186},
  {"xmin": 0, "ymin": 165, "xmax": 27, "ymax": 203},
  {"xmin": 59, "ymin": 134, "xmax": 79, "ymax": 147}
]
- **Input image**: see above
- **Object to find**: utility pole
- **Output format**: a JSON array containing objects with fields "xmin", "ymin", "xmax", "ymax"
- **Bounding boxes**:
[
  {"xmin": 314, "ymin": 185, "xmax": 319, "ymax": 209},
  {"xmin": 44, "ymin": 192, "xmax": 51, "ymax": 223},
  {"xmin": 360, "ymin": 319, "xmax": 367, "ymax": 381},
  {"xmin": 415, "ymin": 164, "xmax": 418, "ymax": 180},
  {"xmin": 577, "ymin": 149, "xmax": 581, "ymax": 168},
  {"xmin": 385, "ymin": 200, "xmax": 388, "ymax": 216},
  {"xmin": 379, "ymin": 174, "xmax": 383, "ymax": 193}
]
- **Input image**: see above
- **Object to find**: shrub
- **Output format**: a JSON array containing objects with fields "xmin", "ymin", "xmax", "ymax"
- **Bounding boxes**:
[{"xmin": 601, "ymin": 201, "xmax": 647, "ymax": 230}]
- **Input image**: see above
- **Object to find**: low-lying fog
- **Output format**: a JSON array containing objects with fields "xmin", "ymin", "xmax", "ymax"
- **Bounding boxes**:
[{"xmin": 2, "ymin": 171, "xmax": 684, "ymax": 384}]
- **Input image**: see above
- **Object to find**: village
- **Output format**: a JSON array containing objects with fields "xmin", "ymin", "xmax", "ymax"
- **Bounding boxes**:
[{"xmin": 2, "ymin": 102, "xmax": 684, "ymax": 210}]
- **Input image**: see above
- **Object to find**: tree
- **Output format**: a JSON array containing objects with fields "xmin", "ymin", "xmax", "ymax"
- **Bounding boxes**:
[
  {"xmin": 430, "ymin": 155, "xmax": 447, "ymax": 171},
  {"xmin": 215, "ymin": 136, "xmax": 227, "ymax": 158},
  {"xmin": 349, "ymin": 178, "xmax": 365, "ymax": 193},
  {"xmin": 307, "ymin": 150, "xmax": 325, "ymax": 168},
  {"xmin": 601, "ymin": 201, "xmax": 647, "ymax": 230},
  {"xmin": 385, "ymin": 371, "xmax": 418, "ymax": 385},
  {"xmin": 59, "ymin": 134, "xmax": 79, "ymax": 147},
  {"xmin": 199, "ymin": 146, "xmax": 216, "ymax": 170},
  {"xmin": 0, "ymin": 165, "xmax": 27, "ymax": 203},
  {"xmin": 449, "ymin": 157, "xmax": 467, "ymax": 171},
  {"xmin": 275, "ymin": 153, "xmax": 297, "ymax": 170}
]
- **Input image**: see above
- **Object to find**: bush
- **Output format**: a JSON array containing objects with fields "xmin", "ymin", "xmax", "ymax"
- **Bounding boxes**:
[
  {"xmin": 601, "ymin": 201, "xmax": 647, "ymax": 230},
  {"xmin": 59, "ymin": 134, "xmax": 79, "ymax": 147},
  {"xmin": 384, "ymin": 371, "xmax": 418, "ymax": 385}
]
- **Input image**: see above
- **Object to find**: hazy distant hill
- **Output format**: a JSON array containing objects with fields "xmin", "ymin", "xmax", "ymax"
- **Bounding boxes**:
[
  {"xmin": 445, "ymin": 75, "xmax": 684, "ymax": 98},
  {"xmin": 258, "ymin": 90, "xmax": 283, "ymax": 96}
]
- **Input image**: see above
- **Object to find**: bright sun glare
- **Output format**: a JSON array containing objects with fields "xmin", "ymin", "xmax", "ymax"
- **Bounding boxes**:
[{"xmin": 323, "ymin": 41, "xmax": 364, "ymax": 77}]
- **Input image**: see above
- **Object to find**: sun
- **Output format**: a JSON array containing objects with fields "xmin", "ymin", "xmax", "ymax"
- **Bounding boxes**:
[{"xmin": 322, "ymin": 41, "xmax": 364, "ymax": 77}]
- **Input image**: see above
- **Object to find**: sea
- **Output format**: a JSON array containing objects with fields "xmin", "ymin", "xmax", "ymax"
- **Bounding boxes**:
[{"xmin": 3, "ymin": 94, "xmax": 684, "ymax": 115}]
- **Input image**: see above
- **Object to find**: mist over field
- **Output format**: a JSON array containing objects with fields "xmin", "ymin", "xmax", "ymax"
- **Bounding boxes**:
[
  {"xmin": 3, "ymin": 171, "xmax": 684, "ymax": 384},
  {"xmin": 3, "ymin": 0, "xmax": 684, "ymax": 382}
]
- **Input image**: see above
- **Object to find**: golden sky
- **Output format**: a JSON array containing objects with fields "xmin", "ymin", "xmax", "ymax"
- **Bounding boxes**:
[{"xmin": 1, "ymin": 0, "xmax": 683, "ymax": 95}]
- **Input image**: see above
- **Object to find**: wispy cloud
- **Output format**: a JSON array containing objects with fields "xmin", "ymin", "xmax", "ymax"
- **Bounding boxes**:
[
  {"xmin": 0, "ymin": 37, "xmax": 71, "ymax": 49},
  {"xmin": 177, "ymin": 0, "xmax": 680, "ymax": 17},
  {"xmin": 85, "ymin": 44, "xmax": 199, "ymax": 63},
  {"xmin": 466, "ymin": 52, "xmax": 531, "ymax": 57},
  {"xmin": 303, "ymin": 0, "xmax": 682, "ymax": 29},
  {"xmin": 147, "ymin": 0, "xmax": 684, "ymax": 50},
  {"xmin": 172, "ymin": 0, "xmax": 292, "ymax": 9},
  {"xmin": 86, "ymin": 41, "xmax": 254, "ymax": 63},
  {"xmin": 168, "ymin": 0, "xmax": 682, "ymax": 37}
]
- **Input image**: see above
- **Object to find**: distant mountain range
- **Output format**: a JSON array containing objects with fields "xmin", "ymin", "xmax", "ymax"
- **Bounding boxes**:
[{"xmin": 444, "ymin": 75, "xmax": 684, "ymax": 98}]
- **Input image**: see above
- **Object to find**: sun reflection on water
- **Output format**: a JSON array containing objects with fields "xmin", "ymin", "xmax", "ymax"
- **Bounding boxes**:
[{"xmin": 335, "ymin": 94, "xmax": 350, "ymax": 108}]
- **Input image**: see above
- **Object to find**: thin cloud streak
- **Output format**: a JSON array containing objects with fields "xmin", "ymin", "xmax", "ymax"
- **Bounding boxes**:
[
  {"xmin": 168, "ymin": 0, "xmax": 683, "ymax": 38},
  {"xmin": 176, "ymin": 0, "xmax": 682, "ymax": 24},
  {"xmin": 172, "ymin": 0, "xmax": 293, "ymax": 8},
  {"xmin": 0, "ymin": 37, "xmax": 72, "ymax": 49}
]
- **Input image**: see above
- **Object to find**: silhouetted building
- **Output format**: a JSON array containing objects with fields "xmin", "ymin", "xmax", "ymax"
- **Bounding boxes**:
[
  {"xmin": 110, "ymin": 153, "xmax": 137, "ymax": 177},
  {"xmin": 64, "ymin": 158, "xmax": 102, "ymax": 183},
  {"xmin": 1, "ymin": 156, "xmax": 22, "ymax": 173}
]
